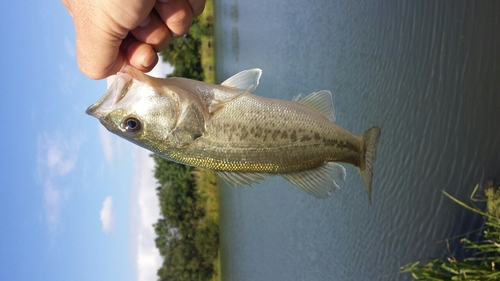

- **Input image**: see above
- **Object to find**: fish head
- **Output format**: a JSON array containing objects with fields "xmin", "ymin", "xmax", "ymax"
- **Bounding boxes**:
[{"xmin": 86, "ymin": 66, "xmax": 180, "ymax": 151}]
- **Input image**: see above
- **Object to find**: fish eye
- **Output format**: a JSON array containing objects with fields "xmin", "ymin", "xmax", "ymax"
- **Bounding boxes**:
[{"xmin": 123, "ymin": 117, "xmax": 141, "ymax": 133}]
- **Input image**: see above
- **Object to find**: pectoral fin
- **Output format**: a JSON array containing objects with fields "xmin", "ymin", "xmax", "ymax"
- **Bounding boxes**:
[
  {"xmin": 209, "ymin": 85, "xmax": 252, "ymax": 113},
  {"xmin": 281, "ymin": 162, "xmax": 346, "ymax": 198}
]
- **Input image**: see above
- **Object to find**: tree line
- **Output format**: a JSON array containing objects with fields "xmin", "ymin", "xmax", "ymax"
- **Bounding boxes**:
[
  {"xmin": 160, "ymin": 17, "xmax": 211, "ymax": 82},
  {"xmin": 153, "ymin": 156, "xmax": 218, "ymax": 281}
]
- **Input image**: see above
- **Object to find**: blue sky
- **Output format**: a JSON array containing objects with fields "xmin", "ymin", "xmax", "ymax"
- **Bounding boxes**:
[{"xmin": 0, "ymin": 1, "xmax": 171, "ymax": 280}]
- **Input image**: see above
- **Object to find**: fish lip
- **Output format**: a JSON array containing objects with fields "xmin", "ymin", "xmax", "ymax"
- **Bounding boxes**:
[
  {"xmin": 86, "ymin": 71, "xmax": 133, "ymax": 118},
  {"xmin": 86, "ymin": 93, "xmax": 109, "ymax": 119}
]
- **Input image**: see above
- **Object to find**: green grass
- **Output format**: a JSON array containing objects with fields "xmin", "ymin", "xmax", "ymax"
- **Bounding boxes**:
[
  {"xmin": 199, "ymin": 0, "xmax": 215, "ymax": 84},
  {"xmin": 199, "ymin": 0, "xmax": 214, "ymax": 26},
  {"xmin": 200, "ymin": 36, "xmax": 215, "ymax": 84},
  {"xmin": 400, "ymin": 184, "xmax": 500, "ymax": 280}
]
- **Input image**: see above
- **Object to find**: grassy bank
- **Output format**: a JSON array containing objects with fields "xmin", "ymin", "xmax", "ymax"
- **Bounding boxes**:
[
  {"xmin": 195, "ymin": 0, "xmax": 220, "ymax": 280},
  {"xmin": 400, "ymin": 183, "xmax": 500, "ymax": 280},
  {"xmin": 200, "ymin": 36, "xmax": 215, "ymax": 84},
  {"xmin": 199, "ymin": 0, "xmax": 216, "ymax": 84}
]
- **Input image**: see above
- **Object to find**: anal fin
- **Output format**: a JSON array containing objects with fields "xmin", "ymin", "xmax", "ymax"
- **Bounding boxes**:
[{"xmin": 281, "ymin": 162, "xmax": 346, "ymax": 198}]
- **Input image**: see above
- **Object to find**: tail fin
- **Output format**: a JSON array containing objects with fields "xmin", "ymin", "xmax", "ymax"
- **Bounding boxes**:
[{"xmin": 360, "ymin": 126, "xmax": 381, "ymax": 204}]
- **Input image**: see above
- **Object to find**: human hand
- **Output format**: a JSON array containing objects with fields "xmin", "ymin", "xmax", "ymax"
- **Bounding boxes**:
[{"xmin": 62, "ymin": 0, "xmax": 206, "ymax": 79}]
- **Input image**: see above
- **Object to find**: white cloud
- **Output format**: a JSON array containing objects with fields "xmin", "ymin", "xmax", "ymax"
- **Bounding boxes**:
[
  {"xmin": 37, "ymin": 133, "xmax": 81, "ymax": 235},
  {"xmin": 42, "ymin": 134, "xmax": 80, "ymax": 176},
  {"xmin": 98, "ymin": 125, "xmax": 114, "ymax": 163},
  {"xmin": 100, "ymin": 196, "xmax": 114, "ymax": 233},
  {"xmin": 129, "ymin": 147, "xmax": 162, "ymax": 281},
  {"xmin": 147, "ymin": 60, "xmax": 174, "ymax": 78}
]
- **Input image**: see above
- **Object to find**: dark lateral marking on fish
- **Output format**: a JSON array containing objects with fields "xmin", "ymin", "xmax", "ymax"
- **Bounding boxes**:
[
  {"xmin": 261, "ymin": 128, "xmax": 273, "ymax": 142},
  {"xmin": 314, "ymin": 133, "xmax": 321, "ymax": 140},
  {"xmin": 240, "ymin": 125, "xmax": 249, "ymax": 140},
  {"xmin": 281, "ymin": 131, "xmax": 288, "ymax": 139},
  {"xmin": 272, "ymin": 130, "xmax": 281, "ymax": 141},
  {"xmin": 322, "ymin": 138, "xmax": 360, "ymax": 153},
  {"xmin": 253, "ymin": 126, "xmax": 263, "ymax": 138}
]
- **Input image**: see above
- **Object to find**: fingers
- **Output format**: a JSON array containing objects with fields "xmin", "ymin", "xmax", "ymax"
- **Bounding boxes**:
[
  {"xmin": 64, "ymin": 0, "xmax": 206, "ymax": 79},
  {"xmin": 121, "ymin": 36, "xmax": 159, "ymax": 73},
  {"xmin": 155, "ymin": 0, "xmax": 194, "ymax": 37},
  {"xmin": 126, "ymin": 0, "xmax": 207, "ymax": 74},
  {"xmin": 188, "ymin": 0, "xmax": 206, "ymax": 17},
  {"xmin": 130, "ymin": 10, "xmax": 172, "ymax": 52}
]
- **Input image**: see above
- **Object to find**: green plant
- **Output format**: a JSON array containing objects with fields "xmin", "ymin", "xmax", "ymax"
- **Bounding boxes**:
[{"xmin": 400, "ymin": 184, "xmax": 500, "ymax": 280}]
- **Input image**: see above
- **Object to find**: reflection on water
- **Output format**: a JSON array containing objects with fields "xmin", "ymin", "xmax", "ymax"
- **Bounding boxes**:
[
  {"xmin": 229, "ymin": 3, "xmax": 239, "ymax": 62},
  {"xmin": 215, "ymin": 0, "xmax": 500, "ymax": 280}
]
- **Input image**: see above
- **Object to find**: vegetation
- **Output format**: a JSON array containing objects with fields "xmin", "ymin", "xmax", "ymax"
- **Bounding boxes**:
[
  {"xmin": 153, "ymin": 1, "xmax": 220, "ymax": 280},
  {"xmin": 159, "ymin": 12, "xmax": 214, "ymax": 82},
  {"xmin": 400, "ymin": 182, "xmax": 500, "ymax": 280},
  {"xmin": 153, "ymin": 157, "xmax": 219, "ymax": 281}
]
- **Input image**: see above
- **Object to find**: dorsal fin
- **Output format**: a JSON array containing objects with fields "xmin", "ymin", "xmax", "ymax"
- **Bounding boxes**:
[
  {"xmin": 221, "ymin": 69, "xmax": 262, "ymax": 92},
  {"xmin": 296, "ymin": 90, "xmax": 336, "ymax": 122}
]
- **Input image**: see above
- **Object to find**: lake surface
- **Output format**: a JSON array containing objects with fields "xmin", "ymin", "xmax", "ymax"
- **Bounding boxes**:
[{"xmin": 214, "ymin": 1, "xmax": 500, "ymax": 280}]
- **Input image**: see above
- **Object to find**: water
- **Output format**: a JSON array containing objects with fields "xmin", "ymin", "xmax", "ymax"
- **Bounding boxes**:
[{"xmin": 214, "ymin": 1, "xmax": 500, "ymax": 280}]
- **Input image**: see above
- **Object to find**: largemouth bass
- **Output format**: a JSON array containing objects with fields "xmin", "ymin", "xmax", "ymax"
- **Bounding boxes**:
[{"xmin": 87, "ymin": 66, "xmax": 380, "ymax": 202}]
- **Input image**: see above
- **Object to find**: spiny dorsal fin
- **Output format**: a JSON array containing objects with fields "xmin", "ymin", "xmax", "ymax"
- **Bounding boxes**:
[
  {"xmin": 221, "ymin": 69, "xmax": 262, "ymax": 92},
  {"xmin": 281, "ymin": 162, "xmax": 346, "ymax": 198},
  {"xmin": 216, "ymin": 171, "xmax": 269, "ymax": 187},
  {"xmin": 296, "ymin": 90, "xmax": 336, "ymax": 122}
]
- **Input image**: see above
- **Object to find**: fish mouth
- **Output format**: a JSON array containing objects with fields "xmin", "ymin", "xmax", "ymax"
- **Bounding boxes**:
[{"xmin": 86, "ymin": 71, "xmax": 133, "ymax": 119}]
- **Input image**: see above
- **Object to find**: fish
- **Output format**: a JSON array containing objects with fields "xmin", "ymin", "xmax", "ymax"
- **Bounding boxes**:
[{"xmin": 87, "ymin": 66, "xmax": 381, "ymax": 202}]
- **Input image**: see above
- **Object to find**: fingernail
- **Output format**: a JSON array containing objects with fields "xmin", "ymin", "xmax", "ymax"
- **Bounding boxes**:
[
  {"xmin": 138, "ymin": 15, "xmax": 150, "ymax": 27},
  {"xmin": 142, "ymin": 51, "xmax": 157, "ymax": 68}
]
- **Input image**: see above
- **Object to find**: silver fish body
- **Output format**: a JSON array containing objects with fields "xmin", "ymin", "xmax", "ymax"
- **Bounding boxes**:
[{"xmin": 87, "ymin": 66, "xmax": 380, "ymax": 202}]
